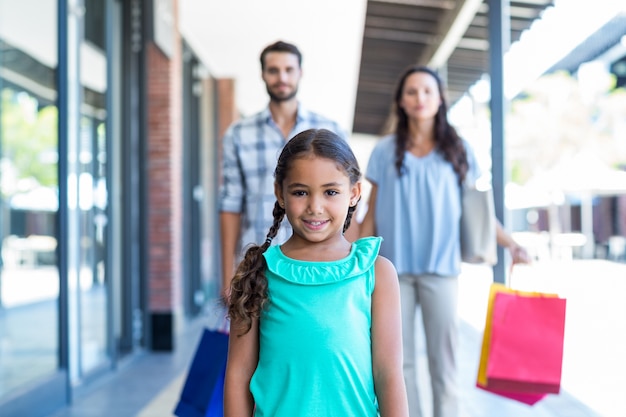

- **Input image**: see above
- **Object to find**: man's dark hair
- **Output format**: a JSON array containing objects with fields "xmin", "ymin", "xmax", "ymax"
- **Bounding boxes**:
[{"xmin": 260, "ymin": 40, "xmax": 302, "ymax": 70}]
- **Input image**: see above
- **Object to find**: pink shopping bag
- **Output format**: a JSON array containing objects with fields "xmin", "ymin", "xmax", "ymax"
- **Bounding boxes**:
[{"xmin": 476, "ymin": 283, "xmax": 566, "ymax": 405}]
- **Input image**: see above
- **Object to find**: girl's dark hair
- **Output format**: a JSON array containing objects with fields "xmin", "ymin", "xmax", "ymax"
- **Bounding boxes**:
[
  {"xmin": 391, "ymin": 65, "xmax": 468, "ymax": 184},
  {"xmin": 228, "ymin": 128, "xmax": 361, "ymax": 335}
]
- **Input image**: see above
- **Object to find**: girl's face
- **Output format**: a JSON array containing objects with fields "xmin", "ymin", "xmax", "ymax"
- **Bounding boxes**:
[
  {"xmin": 399, "ymin": 71, "xmax": 442, "ymax": 122},
  {"xmin": 275, "ymin": 155, "xmax": 360, "ymax": 245}
]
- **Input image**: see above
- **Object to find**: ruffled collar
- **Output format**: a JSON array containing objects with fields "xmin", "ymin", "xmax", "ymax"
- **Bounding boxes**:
[{"xmin": 263, "ymin": 237, "xmax": 382, "ymax": 285}]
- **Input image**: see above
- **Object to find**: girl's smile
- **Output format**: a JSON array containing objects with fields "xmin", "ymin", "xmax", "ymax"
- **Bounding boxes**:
[{"xmin": 303, "ymin": 219, "xmax": 329, "ymax": 230}]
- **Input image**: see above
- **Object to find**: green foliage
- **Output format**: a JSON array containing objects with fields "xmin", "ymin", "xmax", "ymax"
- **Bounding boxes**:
[
  {"xmin": 509, "ymin": 160, "xmax": 528, "ymax": 184},
  {"xmin": 1, "ymin": 88, "xmax": 58, "ymax": 191}
]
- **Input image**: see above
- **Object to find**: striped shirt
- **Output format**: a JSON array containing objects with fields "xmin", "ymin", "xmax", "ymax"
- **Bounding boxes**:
[{"xmin": 218, "ymin": 104, "xmax": 347, "ymax": 255}]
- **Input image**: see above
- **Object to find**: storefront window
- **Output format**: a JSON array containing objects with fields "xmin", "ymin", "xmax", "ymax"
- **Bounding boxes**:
[
  {"xmin": 0, "ymin": 0, "xmax": 59, "ymax": 400},
  {"xmin": 0, "ymin": 0, "xmax": 111, "ymax": 401},
  {"xmin": 65, "ymin": 0, "xmax": 111, "ymax": 384}
]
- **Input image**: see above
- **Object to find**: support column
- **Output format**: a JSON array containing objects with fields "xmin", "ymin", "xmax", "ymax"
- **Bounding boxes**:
[
  {"xmin": 489, "ymin": 0, "xmax": 510, "ymax": 284},
  {"xmin": 145, "ymin": 0, "xmax": 183, "ymax": 351}
]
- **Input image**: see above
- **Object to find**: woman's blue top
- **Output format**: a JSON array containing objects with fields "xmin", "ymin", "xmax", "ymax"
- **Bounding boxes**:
[{"xmin": 366, "ymin": 135, "xmax": 480, "ymax": 276}]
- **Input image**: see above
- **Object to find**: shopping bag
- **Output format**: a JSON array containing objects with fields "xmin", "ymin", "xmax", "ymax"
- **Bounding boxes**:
[
  {"xmin": 476, "ymin": 284, "xmax": 546, "ymax": 405},
  {"xmin": 476, "ymin": 283, "xmax": 566, "ymax": 405},
  {"xmin": 488, "ymin": 286, "xmax": 566, "ymax": 393},
  {"xmin": 205, "ymin": 364, "xmax": 225, "ymax": 417},
  {"xmin": 174, "ymin": 327, "xmax": 229, "ymax": 417},
  {"xmin": 460, "ymin": 185, "xmax": 497, "ymax": 265}
]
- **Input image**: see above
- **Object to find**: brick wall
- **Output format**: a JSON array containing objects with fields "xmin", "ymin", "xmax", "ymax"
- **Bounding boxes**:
[
  {"xmin": 216, "ymin": 78, "xmax": 238, "ymax": 139},
  {"xmin": 215, "ymin": 78, "xmax": 237, "ymax": 187},
  {"xmin": 145, "ymin": 0, "xmax": 183, "ymax": 350}
]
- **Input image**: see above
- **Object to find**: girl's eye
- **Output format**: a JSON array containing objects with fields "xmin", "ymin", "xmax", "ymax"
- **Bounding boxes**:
[
  {"xmin": 292, "ymin": 190, "xmax": 307, "ymax": 196},
  {"xmin": 326, "ymin": 190, "xmax": 339, "ymax": 196}
]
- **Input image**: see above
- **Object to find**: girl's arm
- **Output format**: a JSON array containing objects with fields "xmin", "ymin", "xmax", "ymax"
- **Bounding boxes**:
[
  {"xmin": 371, "ymin": 256, "xmax": 409, "ymax": 417},
  {"xmin": 359, "ymin": 183, "xmax": 378, "ymax": 237},
  {"xmin": 224, "ymin": 318, "xmax": 259, "ymax": 417}
]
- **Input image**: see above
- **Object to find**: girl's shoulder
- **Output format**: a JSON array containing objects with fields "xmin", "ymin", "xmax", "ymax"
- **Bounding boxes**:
[{"xmin": 373, "ymin": 254, "xmax": 399, "ymax": 288}]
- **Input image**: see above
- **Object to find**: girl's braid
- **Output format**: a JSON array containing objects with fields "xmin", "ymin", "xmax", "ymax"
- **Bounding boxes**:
[{"xmin": 228, "ymin": 201, "xmax": 285, "ymax": 335}]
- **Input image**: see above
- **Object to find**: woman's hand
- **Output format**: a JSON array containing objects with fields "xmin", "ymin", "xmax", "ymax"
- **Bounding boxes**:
[
  {"xmin": 508, "ymin": 242, "xmax": 531, "ymax": 264},
  {"xmin": 496, "ymin": 222, "xmax": 531, "ymax": 264}
]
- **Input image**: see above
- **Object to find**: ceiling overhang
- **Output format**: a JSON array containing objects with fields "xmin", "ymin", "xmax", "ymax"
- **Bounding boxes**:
[{"xmin": 353, "ymin": 0, "xmax": 555, "ymax": 135}]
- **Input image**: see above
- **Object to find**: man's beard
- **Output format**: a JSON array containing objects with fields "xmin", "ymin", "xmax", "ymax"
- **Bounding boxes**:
[{"xmin": 267, "ymin": 85, "xmax": 298, "ymax": 103}]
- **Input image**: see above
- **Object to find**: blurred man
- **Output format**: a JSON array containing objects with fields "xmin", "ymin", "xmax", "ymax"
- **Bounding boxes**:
[{"xmin": 218, "ymin": 40, "xmax": 348, "ymax": 299}]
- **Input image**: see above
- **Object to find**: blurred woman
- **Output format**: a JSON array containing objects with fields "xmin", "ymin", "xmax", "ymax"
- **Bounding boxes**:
[{"xmin": 359, "ymin": 66, "xmax": 529, "ymax": 417}]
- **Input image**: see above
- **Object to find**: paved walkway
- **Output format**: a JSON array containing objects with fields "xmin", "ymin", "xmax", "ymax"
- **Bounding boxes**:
[{"xmin": 46, "ymin": 259, "xmax": 626, "ymax": 417}]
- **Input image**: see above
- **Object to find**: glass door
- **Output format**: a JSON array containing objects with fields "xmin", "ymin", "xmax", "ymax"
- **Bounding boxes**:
[
  {"xmin": 70, "ymin": 115, "xmax": 109, "ymax": 378},
  {"xmin": 66, "ymin": 0, "xmax": 111, "ymax": 385},
  {"xmin": 0, "ymin": 0, "xmax": 60, "ymax": 402}
]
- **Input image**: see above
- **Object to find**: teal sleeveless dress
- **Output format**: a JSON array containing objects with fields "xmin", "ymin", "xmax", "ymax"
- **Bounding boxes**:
[{"xmin": 250, "ymin": 236, "xmax": 383, "ymax": 417}]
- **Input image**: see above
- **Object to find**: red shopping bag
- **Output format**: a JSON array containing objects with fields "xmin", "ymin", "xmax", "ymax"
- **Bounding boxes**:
[{"xmin": 476, "ymin": 283, "xmax": 566, "ymax": 405}]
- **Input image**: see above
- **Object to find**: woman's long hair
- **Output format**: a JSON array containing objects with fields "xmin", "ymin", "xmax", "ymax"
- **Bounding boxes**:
[
  {"xmin": 227, "ymin": 128, "xmax": 361, "ymax": 335},
  {"xmin": 390, "ymin": 65, "xmax": 468, "ymax": 184}
]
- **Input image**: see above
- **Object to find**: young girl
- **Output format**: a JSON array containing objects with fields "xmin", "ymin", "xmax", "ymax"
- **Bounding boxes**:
[{"xmin": 224, "ymin": 129, "xmax": 409, "ymax": 417}]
